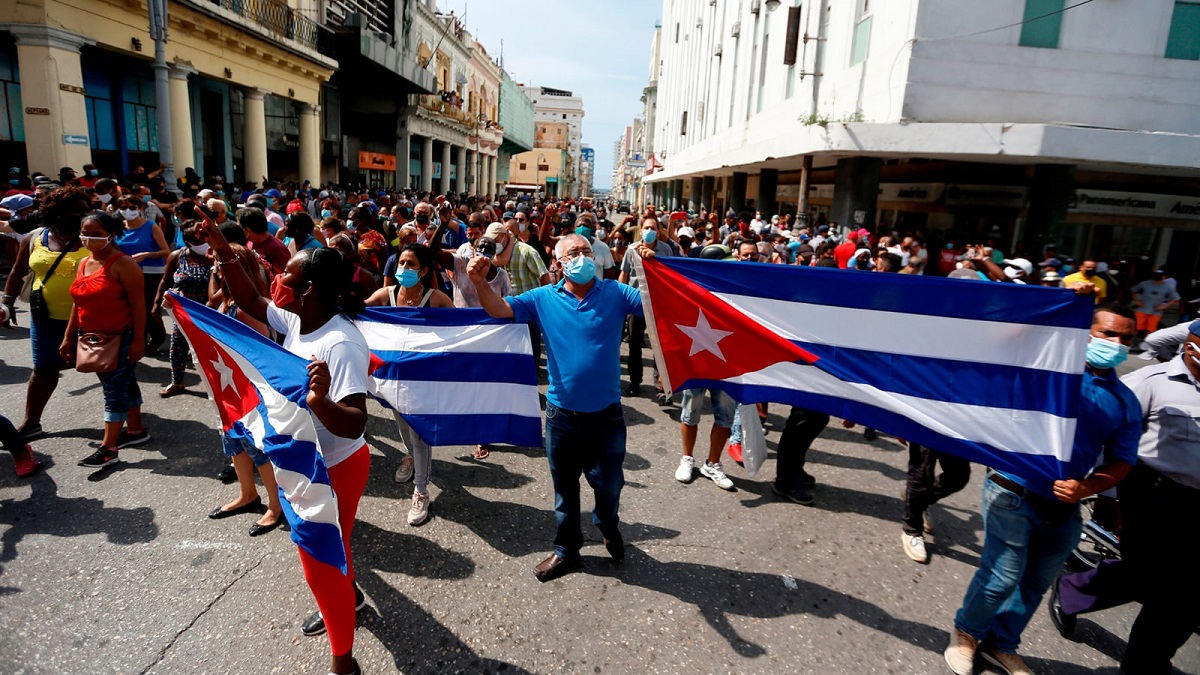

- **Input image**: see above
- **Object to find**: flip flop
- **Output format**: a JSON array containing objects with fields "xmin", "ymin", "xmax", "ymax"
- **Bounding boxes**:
[{"xmin": 473, "ymin": 445, "xmax": 490, "ymax": 460}]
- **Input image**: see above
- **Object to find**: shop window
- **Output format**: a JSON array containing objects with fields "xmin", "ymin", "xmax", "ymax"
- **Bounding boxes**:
[
  {"xmin": 1166, "ymin": 1, "xmax": 1200, "ymax": 60},
  {"xmin": 0, "ymin": 50, "xmax": 23, "ymax": 143},
  {"xmin": 84, "ymin": 68, "xmax": 118, "ymax": 151},
  {"xmin": 1019, "ymin": 0, "xmax": 1065, "ymax": 49},
  {"xmin": 122, "ymin": 75, "xmax": 158, "ymax": 153},
  {"xmin": 264, "ymin": 94, "xmax": 299, "ymax": 150}
]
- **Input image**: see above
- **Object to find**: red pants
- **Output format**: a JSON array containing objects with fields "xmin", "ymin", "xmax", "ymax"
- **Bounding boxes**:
[{"xmin": 297, "ymin": 445, "xmax": 370, "ymax": 657}]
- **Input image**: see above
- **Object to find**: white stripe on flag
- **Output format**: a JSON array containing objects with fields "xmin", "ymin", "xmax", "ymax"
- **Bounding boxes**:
[
  {"xmin": 223, "ymin": 347, "xmax": 321, "ymax": 447},
  {"xmin": 729, "ymin": 362, "xmax": 1076, "ymax": 462},
  {"xmin": 272, "ymin": 466, "xmax": 343, "ymax": 526},
  {"xmin": 356, "ymin": 320, "xmax": 530, "ymax": 355},
  {"xmin": 716, "ymin": 293, "xmax": 1090, "ymax": 374},
  {"xmin": 371, "ymin": 379, "xmax": 542, "ymax": 417}
]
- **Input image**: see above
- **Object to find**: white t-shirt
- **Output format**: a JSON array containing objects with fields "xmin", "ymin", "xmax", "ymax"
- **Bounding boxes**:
[
  {"xmin": 266, "ymin": 303, "xmax": 371, "ymax": 467},
  {"xmin": 452, "ymin": 253, "xmax": 510, "ymax": 308},
  {"xmin": 592, "ymin": 239, "xmax": 615, "ymax": 281}
]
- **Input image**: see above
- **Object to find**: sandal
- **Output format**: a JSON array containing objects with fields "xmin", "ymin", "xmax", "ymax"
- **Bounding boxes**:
[
  {"xmin": 159, "ymin": 384, "xmax": 186, "ymax": 398},
  {"xmin": 473, "ymin": 445, "xmax": 490, "ymax": 460}
]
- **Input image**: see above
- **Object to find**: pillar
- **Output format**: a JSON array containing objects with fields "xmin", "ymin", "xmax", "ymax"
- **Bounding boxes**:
[
  {"xmin": 395, "ymin": 116, "xmax": 411, "ymax": 190},
  {"xmin": 671, "ymin": 179, "xmax": 685, "ymax": 210},
  {"xmin": 456, "ymin": 145, "xmax": 468, "ymax": 194},
  {"xmin": 689, "ymin": 177, "xmax": 703, "ymax": 212},
  {"xmin": 242, "ymin": 88, "xmax": 269, "ymax": 185},
  {"xmin": 168, "ymin": 63, "xmax": 196, "ymax": 178},
  {"xmin": 831, "ymin": 157, "xmax": 883, "ymax": 236},
  {"xmin": 486, "ymin": 154, "xmax": 496, "ymax": 198},
  {"xmin": 757, "ymin": 168, "xmax": 779, "ymax": 219},
  {"xmin": 440, "ymin": 142, "xmax": 452, "ymax": 195},
  {"xmin": 701, "ymin": 175, "xmax": 715, "ymax": 213},
  {"xmin": 798, "ymin": 154, "xmax": 813, "ymax": 229},
  {"xmin": 10, "ymin": 25, "xmax": 93, "ymax": 176},
  {"xmin": 730, "ymin": 171, "xmax": 748, "ymax": 213},
  {"xmin": 297, "ymin": 103, "xmax": 320, "ymax": 186},
  {"xmin": 1024, "ymin": 164, "xmax": 1075, "ymax": 258},
  {"xmin": 421, "ymin": 136, "xmax": 434, "ymax": 192}
]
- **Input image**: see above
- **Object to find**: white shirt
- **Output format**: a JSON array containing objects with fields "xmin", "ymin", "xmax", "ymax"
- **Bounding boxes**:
[
  {"xmin": 592, "ymin": 240, "xmax": 615, "ymax": 281},
  {"xmin": 266, "ymin": 303, "xmax": 371, "ymax": 467},
  {"xmin": 452, "ymin": 254, "xmax": 510, "ymax": 308}
]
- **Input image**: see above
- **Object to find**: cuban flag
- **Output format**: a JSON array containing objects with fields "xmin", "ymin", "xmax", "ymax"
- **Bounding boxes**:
[
  {"xmin": 635, "ymin": 256, "xmax": 1096, "ymax": 487},
  {"xmin": 354, "ymin": 308, "xmax": 542, "ymax": 448},
  {"xmin": 163, "ymin": 294, "xmax": 348, "ymax": 573}
]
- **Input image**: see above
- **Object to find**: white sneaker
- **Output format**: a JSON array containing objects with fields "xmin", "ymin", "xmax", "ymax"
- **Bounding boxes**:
[
  {"xmin": 981, "ymin": 647, "xmax": 1034, "ymax": 675},
  {"xmin": 944, "ymin": 628, "xmax": 978, "ymax": 675},
  {"xmin": 394, "ymin": 455, "xmax": 414, "ymax": 483},
  {"xmin": 700, "ymin": 461, "xmax": 735, "ymax": 490},
  {"xmin": 902, "ymin": 533, "xmax": 929, "ymax": 563},
  {"xmin": 407, "ymin": 491, "xmax": 430, "ymax": 526},
  {"xmin": 675, "ymin": 456, "xmax": 695, "ymax": 483}
]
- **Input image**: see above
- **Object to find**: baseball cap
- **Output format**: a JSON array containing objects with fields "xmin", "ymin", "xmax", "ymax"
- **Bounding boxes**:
[
  {"xmin": 1002, "ymin": 258, "xmax": 1034, "ymax": 277},
  {"xmin": 285, "ymin": 199, "xmax": 305, "ymax": 215},
  {"xmin": 197, "ymin": 189, "xmax": 214, "ymax": 200},
  {"xmin": 265, "ymin": 188, "xmax": 282, "ymax": 198},
  {"xmin": 677, "ymin": 226, "xmax": 696, "ymax": 239},
  {"xmin": 1, "ymin": 194, "xmax": 35, "ymax": 211},
  {"xmin": 818, "ymin": 224, "xmax": 829, "ymax": 232},
  {"xmin": 1038, "ymin": 258, "xmax": 1063, "ymax": 269},
  {"xmin": 484, "ymin": 222, "xmax": 508, "ymax": 240},
  {"xmin": 502, "ymin": 211, "xmax": 515, "ymax": 220},
  {"xmin": 1188, "ymin": 320, "xmax": 1200, "ymax": 338}
]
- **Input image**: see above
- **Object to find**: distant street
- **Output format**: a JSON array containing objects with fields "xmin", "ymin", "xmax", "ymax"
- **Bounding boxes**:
[{"xmin": 1, "ymin": 314, "xmax": 1196, "ymax": 674}]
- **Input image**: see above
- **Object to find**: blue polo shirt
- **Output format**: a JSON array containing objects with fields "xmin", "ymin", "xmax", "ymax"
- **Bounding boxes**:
[
  {"xmin": 999, "ymin": 368, "xmax": 1141, "ymax": 499},
  {"xmin": 509, "ymin": 279, "xmax": 642, "ymax": 413}
]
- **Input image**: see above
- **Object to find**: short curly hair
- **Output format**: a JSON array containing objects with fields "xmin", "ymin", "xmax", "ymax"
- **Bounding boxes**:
[{"xmin": 41, "ymin": 185, "xmax": 92, "ymax": 234}]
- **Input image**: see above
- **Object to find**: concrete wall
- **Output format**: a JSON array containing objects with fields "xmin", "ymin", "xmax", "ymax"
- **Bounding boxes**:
[{"xmin": 499, "ymin": 72, "xmax": 534, "ymax": 150}]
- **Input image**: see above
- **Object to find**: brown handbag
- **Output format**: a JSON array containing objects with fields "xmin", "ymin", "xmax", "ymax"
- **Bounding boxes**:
[{"xmin": 75, "ymin": 332, "xmax": 121, "ymax": 373}]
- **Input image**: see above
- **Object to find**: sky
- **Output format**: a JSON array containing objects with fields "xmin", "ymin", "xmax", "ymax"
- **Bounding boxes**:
[{"xmin": 440, "ymin": 0, "xmax": 663, "ymax": 191}]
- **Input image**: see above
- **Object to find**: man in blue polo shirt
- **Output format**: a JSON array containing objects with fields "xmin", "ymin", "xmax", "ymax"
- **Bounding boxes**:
[
  {"xmin": 468, "ymin": 233, "xmax": 647, "ymax": 582},
  {"xmin": 944, "ymin": 303, "xmax": 1142, "ymax": 675}
]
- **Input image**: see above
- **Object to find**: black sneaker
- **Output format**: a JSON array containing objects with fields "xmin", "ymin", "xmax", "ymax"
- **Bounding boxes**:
[
  {"xmin": 79, "ymin": 447, "xmax": 119, "ymax": 468},
  {"xmin": 797, "ymin": 469, "xmax": 817, "ymax": 487},
  {"xmin": 116, "ymin": 428, "xmax": 151, "ymax": 448},
  {"xmin": 301, "ymin": 585, "xmax": 366, "ymax": 637},
  {"xmin": 772, "ymin": 483, "xmax": 814, "ymax": 506},
  {"xmin": 863, "ymin": 427, "xmax": 878, "ymax": 441},
  {"xmin": 18, "ymin": 423, "xmax": 44, "ymax": 441}
]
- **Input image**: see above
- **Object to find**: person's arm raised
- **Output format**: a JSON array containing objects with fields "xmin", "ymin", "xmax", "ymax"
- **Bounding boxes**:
[
  {"xmin": 467, "ymin": 256, "xmax": 514, "ymax": 319},
  {"xmin": 198, "ymin": 219, "xmax": 269, "ymax": 323}
]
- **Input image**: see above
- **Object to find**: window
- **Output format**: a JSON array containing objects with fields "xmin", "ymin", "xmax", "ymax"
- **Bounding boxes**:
[
  {"xmin": 84, "ymin": 67, "xmax": 118, "ymax": 151},
  {"xmin": 850, "ymin": 16, "xmax": 872, "ymax": 64},
  {"xmin": 757, "ymin": 12, "xmax": 771, "ymax": 113},
  {"xmin": 562, "ymin": 113, "xmax": 567, "ymax": 119},
  {"xmin": 0, "ymin": 50, "xmax": 25, "ymax": 143},
  {"xmin": 520, "ymin": 163, "xmax": 527, "ymax": 170},
  {"xmin": 1019, "ymin": 0, "xmax": 1065, "ymax": 49},
  {"xmin": 783, "ymin": 4, "xmax": 802, "ymax": 66},
  {"xmin": 675, "ymin": 22, "xmax": 680, "ymax": 43},
  {"xmin": 122, "ymin": 75, "xmax": 158, "ymax": 152},
  {"xmin": 681, "ymin": 110, "xmax": 688, "ymax": 135},
  {"xmin": 1166, "ymin": 1, "xmax": 1200, "ymax": 60}
]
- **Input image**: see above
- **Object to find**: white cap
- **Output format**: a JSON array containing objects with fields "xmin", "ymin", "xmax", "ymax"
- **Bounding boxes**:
[
  {"xmin": 1002, "ymin": 258, "xmax": 1034, "ymax": 277},
  {"xmin": 197, "ymin": 189, "xmax": 214, "ymax": 200},
  {"xmin": 677, "ymin": 226, "xmax": 696, "ymax": 239}
]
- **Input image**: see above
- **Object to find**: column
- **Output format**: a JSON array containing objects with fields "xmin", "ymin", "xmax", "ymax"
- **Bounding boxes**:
[
  {"xmin": 242, "ymin": 88, "xmax": 269, "ymax": 185},
  {"xmin": 11, "ymin": 25, "xmax": 93, "ymax": 176},
  {"xmin": 395, "ymin": 116, "xmax": 411, "ymax": 190},
  {"xmin": 830, "ymin": 157, "xmax": 883, "ymax": 236},
  {"xmin": 440, "ymin": 142, "xmax": 452, "ymax": 195},
  {"xmin": 757, "ymin": 168, "xmax": 779, "ymax": 219},
  {"xmin": 798, "ymin": 154, "xmax": 813, "ymax": 228},
  {"xmin": 297, "ymin": 103, "xmax": 320, "ymax": 186},
  {"xmin": 488, "ymin": 154, "xmax": 497, "ymax": 198},
  {"xmin": 1025, "ymin": 164, "xmax": 1075, "ymax": 259},
  {"xmin": 466, "ymin": 148, "xmax": 476, "ymax": 193},
  {"xmin": 421, "ymin": 136, "xmax": 434, "ymax": 192},
  {"xmin": 730, "ymin": 172, "xmax": 748, "ymax": 213},
  {"xmin": 456, "ymin": 145, "xmax": 468, "ymax": 194},
  {"xmin": 701, "ymin": 175, "xmax": 715, "ymax": 213},
  {"xmin": 672, "ymin": 179, "xmax": 685, "ymax": 210},
  {"xmin": 689, "ymin": 177, "xmax": 703, "ymax": 212},
  {"xmin": 168, "ymin": 63, "xmax": 196, "ymax": 177}
]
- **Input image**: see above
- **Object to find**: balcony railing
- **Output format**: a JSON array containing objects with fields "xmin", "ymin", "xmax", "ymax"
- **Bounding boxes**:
[{"xmin": 206, "ymin": 0, "xmax": 321, "ymax": 51}]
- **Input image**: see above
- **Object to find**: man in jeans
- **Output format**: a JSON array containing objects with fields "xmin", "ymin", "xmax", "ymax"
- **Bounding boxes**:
[
  {"xmin": 945, "ymin": 304, "xmax": 1141, "ymax": 675},
  {"xmin": 469, "ymin": 234, "xmax": 650, "ymax": 582},
  {"xmin": 901, "ymin": 442, "xmax": 970, "ymax": 564}
]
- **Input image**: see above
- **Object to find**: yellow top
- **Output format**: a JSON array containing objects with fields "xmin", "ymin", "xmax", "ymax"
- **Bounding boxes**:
[
  {"xmin": 1061, "ymin": 271, "xmax": 1107, "ymax": 302},
  {"xmin": 28, "ymin": 229, "xmax": 90, "ymax": 321}
]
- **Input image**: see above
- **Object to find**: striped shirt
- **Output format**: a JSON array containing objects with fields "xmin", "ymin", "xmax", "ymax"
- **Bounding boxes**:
[{"xmin": 507, "ymin": 241, "xmax": 549, "ymax": 295}]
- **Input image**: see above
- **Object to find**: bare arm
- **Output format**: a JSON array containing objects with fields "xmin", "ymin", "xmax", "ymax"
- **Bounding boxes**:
[
  {"xmin": 426, "ymin": 221, "xmax": 455, "ymax": 268},
  {"xmin": 466, "ymin": 256, "xmax": 514, "ymax": 319},
  {"xmin": 2, "ymin": 233, "xmax": 34, "ymax": 323},
  {"xmin": 154, "ymin": 250, "xmax": 181, "ymax": 313},
  {"xmin": 1052, "ymin": 461, "xmax": 1132, "ymax": 504},
  {"xmin": 305, "ymin": 362, "xmax": 368, "ymax": 439},
  {"xmin": 199, "ymin": 220, "xmax": 269, "ymax": 323}
]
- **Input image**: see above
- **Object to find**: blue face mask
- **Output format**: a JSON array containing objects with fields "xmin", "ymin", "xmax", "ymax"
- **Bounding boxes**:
[
  {"xmin": 141, "ymin": 195, "xmax": 152, "ymax": 203},
  {"xmin": 1085, "ymin": 337, "xmax": 1129, "ymax": 370},
  {"xmin": 321, "ymin": 209, "xmax": 333, "ymax": 219},
  {"xmin": 563, "ymin": 255, "xmax": 596, "ymax": 284},
  {"xmin": 395, "ymin": 268, "xmax": 420, "ymax": 288},
  {"xmin": 267, "ymin": 197, "xmax": 275, "ymax": 207},
  {"xmin": 88, "ymin": 169, "xmax": 98, "ymax": 177},
  {"xmin": 643, "ymin": 229, "xmax": 657, "ymax": 245}
]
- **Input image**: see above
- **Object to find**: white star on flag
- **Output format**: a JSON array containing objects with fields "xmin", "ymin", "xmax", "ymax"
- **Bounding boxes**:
[
  {"xmin": 212, "ymin": 351, "xmax": 236, "ymax": 393},
  {"xmin": 675, "ymin": 310, "xmax": 734, "ymax": 361}
]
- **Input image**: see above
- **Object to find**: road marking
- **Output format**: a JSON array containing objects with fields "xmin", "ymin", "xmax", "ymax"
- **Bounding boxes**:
[{"xmin": 176, "ymin": 540, "xmax": 245, "ymax": 551}]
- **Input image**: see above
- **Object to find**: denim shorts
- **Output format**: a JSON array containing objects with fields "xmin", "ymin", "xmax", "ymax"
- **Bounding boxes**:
[
  {"xmin": 679, "ymin": 388, "xmax": 737, "ymax": 428},
  {"xmin": 222, "ymin": 433, "xmax": 269, "ymax": 467},
  {"xmin": 30, "ymin": 316, "xmax": 69, "ymax": 371},
  {"xmin": 97, "ymin": 330, "xmax": 142, "ymax": 423}
]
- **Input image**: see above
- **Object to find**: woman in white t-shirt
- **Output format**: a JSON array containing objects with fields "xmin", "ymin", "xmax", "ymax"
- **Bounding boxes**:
[{"xmin": 202, "ymin": 222, "xmax": 369, "ymax": 675}]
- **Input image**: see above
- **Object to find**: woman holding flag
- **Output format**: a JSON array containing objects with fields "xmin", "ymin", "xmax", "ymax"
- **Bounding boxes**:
[{"xmin": 200, "ymin": 220, "xmax": 370, "ymax": 675}]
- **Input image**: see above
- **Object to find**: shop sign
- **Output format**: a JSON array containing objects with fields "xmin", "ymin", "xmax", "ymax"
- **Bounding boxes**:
[
  {"xmin": 358, "ymin": 151, "xmax": 396, "ymax": 171},
  {"xmin": 1069, "ymin": 189, "xmax": 1200, "ymax": 221},
  {"xmin": 944, "ymin": 184, "xmax": 1028, "ymax": 207},
  {"xmin": 878, "ymin": 183, "xmax": 943, "ymax": 203}
]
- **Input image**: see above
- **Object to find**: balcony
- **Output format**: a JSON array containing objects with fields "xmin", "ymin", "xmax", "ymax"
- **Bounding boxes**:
[{"xmin": 201, "ymin": 0, "xmax": 324, "ymax": 53}]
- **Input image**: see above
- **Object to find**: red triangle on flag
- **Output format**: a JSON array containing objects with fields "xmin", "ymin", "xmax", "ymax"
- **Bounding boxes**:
[
  {"xmin": 166, "ymin": 296, "xmax": 263, "ymax": 431},
  {"xmin": 639, "ymin": 258, "xmax": 816, "ymax": 392}
]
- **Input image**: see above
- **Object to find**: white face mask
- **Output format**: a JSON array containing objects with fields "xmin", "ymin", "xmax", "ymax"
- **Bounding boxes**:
[
  {"xmin": 98, "ymin": 193, "xmax": 112, "ymax": 204},
  {"xmin": 188, "ymin": 243, "xmax": 210, "ymax": 256},
  {"xmin": 494, "ymin": 242, "xmax": 505, "ymax": 256},
  {"xmin": 120, "ymin": 208, "xmax": 141, "ymax": 221}
]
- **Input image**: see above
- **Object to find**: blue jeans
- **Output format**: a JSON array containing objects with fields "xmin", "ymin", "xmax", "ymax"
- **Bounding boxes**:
[
  {"xmin": 954, "ymin": 472, "xmax": 1082, "ymax": 652},
  {"xmin": 544, "ymin": 401, "xmax": 626, "ymax": 561},
  {"xmin": 97, "ymin": 331, "xmax": 142, "ymax": 424}
]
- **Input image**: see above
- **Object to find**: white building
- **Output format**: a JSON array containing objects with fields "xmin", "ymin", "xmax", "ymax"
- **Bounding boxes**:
[
  {"xmin": 521, "ymin": 85, "xmax": 586, "ymax": 198},
  {"xmin": 646, "ymin": 0, "xmax": 1200, "ymax": 272}
]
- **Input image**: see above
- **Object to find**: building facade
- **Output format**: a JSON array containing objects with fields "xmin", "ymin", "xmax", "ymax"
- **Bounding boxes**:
[
  {"xmin": 497, "ymin": 71, "xmax": 535, "ymax": 190},
  {"xmin": 521, "ymin": 85, "xmax": 585, "ymax": 198},
  {"xmin": 646, "ymin": 0, "xmax": 1200, "ymax": 275},
  {"xmin": 508, "ymin": 148, "xmax": 565, "ymax": 197}
]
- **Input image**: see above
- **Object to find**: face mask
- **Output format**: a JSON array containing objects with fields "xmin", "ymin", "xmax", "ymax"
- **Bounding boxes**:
[
  {"xmin": 1003, "ymin": 266, "xmax": 1023, "ymax": 280},
  {"xmin": 518, "ymin": 222, "xmax": 527, "ymax": 232},
  {"xmin": 563, "ymin": 255, "xmax": 596, "ymax": 284},
  {"xmin": 270, "ymin": 275, "xmax": 297, "ymax": 309},
  {"xmin": 321, "ymin": 209, "xmax": 332, "ymax": 219},
  {"xmin": 267, "ymin": 197, "xmax": 275, "ymax": 207},
  {"xmin": 120, "ymin": 208, "xmax": 141, "ymax": 221},
  {"xmin": 7, "ymin": 179, "xmax": 16, "ymax": 186},
  {"xmin": 188, "ymin": 243, "xmax": 210, "ymax": 256},
  {"xmin": 415, "ymin": 214, "xmax": 430, "ymax": 225},
  {"xmin": 494, "ymin": 242, "xmax": 505, "ymax": 256},
  {"xmin": 98, "ymin": 193, "xmax": 112, "ymax": 204},
  {"xmin": 1083, "ymin": 269, "xmax": 1095, "ymax": 277},
  {"xmin": 86, "ymin": 169, "xmax": 98, "ymax": 177},
  {"xmin": 643, "ymin": 229, "xmax": 657, "ymax": 245},
  {"xmin": 1086, "ymin": 337, "xmax": 1129, "ymax": 370},
  {"xmin": 141, "ymin": 195, "xmax": 152, "ymax": 203},
  {"xmin": 577, "ymin": 227, "xmax": 593, "ymax": 241},
  {"xmin": 216, "ymin": 191, "xmax": 224, "ymax": 197},
  {"xmin": 396, "ymin": 268, "xmax": 420, "ymax": 288},
  {"xmin": 80, "ymin": 235, "xmax": 111, "ymax": 251}
]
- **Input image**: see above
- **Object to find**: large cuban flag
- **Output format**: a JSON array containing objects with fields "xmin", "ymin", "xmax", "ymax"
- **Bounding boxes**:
[
  {"xmin": 635, "ymin": 256, "xmax": 1096, "ymax": 487},
  {"xmin": 354, "ymin": 307, "xmax": 543, "ymax": 448},
  {"xmin": 163, "ymin": 294, "xmax": 348, "ymax": 573}
]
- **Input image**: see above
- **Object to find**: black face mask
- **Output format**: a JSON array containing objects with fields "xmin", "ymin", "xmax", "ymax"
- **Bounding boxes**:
[
  {"xmin": 1083, "ymin": 269, "xmax": 1095, "ymax": 277},
  {"xmin": 415, "ymin": 214, "xmax": 430, "ymax": 225}
]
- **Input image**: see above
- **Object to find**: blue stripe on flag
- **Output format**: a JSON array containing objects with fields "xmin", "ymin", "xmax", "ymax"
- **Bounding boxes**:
[
  {"xmin": 683, "ymin": 379, "xmax": 1070, "ymax": 486},
  {"xmin": 401, "ymin": 413, "xmax": 543, "ymax": 448},
  {"xmin": 371, "ymin": 350, "xmax": 537, "ymax": 385},
  {"xmin": 358, "ymin": 306, "xmax": 517, "ymax": 326},
  {"xmin": 659, "ymin": 256, "xmax": 1094, "ymax": 329},
  {"xmin": 793, "ymin": 341, "xmax": 1081, "ymax": 418}
]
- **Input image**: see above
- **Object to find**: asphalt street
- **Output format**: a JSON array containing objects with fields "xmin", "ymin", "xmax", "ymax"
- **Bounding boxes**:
[{"xmin": 0, "ymin": 309, "xmax": 1197, "ymax": 674}]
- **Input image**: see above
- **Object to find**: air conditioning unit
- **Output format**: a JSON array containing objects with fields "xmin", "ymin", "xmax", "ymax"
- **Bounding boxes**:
[
  {"xmin": 731, "ymin": 21, "xmax": 741, "ymax": 38},
  {"xmin": 750, "ymin": 0, "xmax": 762, "ymax": 15},
  {"xmin": 713, "ymin": 43, "xmax": 723, "ymax": 57}
]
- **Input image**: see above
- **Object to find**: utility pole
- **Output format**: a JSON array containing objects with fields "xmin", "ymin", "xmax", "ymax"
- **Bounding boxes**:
[{"xmin": 148, "ymin": 0, "xmax": 177, "ymax": 193}]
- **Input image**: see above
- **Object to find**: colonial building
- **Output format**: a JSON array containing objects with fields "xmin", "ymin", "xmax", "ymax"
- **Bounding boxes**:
[{"xmin": 520, "ymin": 84, "xmax": 585, "ymax": 199}]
